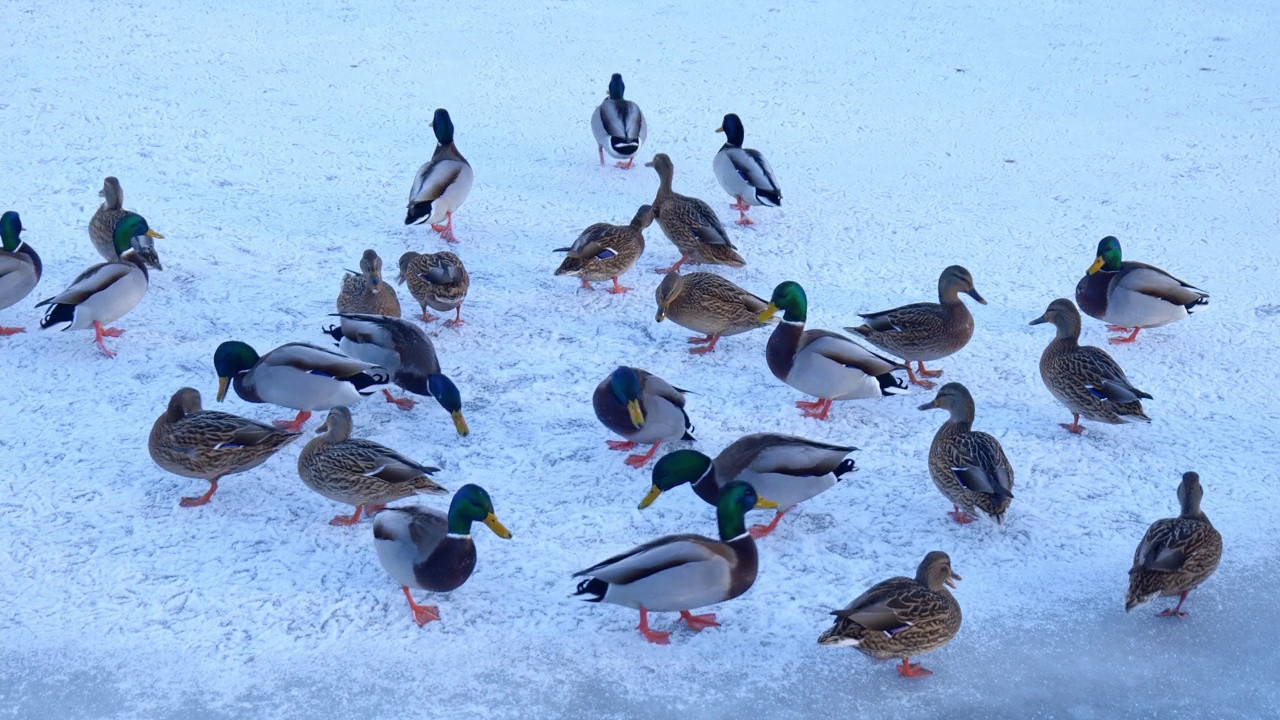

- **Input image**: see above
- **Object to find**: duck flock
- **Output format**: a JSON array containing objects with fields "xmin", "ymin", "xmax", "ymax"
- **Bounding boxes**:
[{"xmin": 0, "ymin": 73, "xmax": 1225, "ymax": 680}]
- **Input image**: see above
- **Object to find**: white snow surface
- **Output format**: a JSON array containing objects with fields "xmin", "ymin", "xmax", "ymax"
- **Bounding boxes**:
[{"xmin": 3, "ymin": 0, "xmax": 1279, "ymax": 717}]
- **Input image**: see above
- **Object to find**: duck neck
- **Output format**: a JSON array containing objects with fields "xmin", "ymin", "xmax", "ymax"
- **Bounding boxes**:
[
  {"xmin": 938, "ymin": 280, "xmax": 964, "ymax": 305},
  {"xmin": 103, "ymin": 182, "xmax": 123, "ymax": 210},
  {"xmin": 446, "ymin": 505, "xmax": 476, "ymax": 536},
  {"xmin": 121, "ymin": 250, "xmax": 150, "ymax": 279},
  {"xmin": 943, "ymin": 401, "xmax": 975, "ymax": 433},
  {"xmin": 691, "ymin": 465, "xmax": 721, "ymax": 506},
  {"xmin": 716, "ymin": 506, "xmax": 748, "ymax": 542},
  {"xmin": 765, "ymin": 321, "xmax": 804, "ymax": 381},
  {"xmin": 653, "ymin": 167, "xmax": 674, "ymax": 202},
  {"xmin": 1051, "ymin": 313, "xmax": 1081, "ymax": 345}
]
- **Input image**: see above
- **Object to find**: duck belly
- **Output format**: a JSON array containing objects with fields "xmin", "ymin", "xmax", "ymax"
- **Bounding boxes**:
[
  {"xmin": 713, "ymin": 151, "xmax": 760, "ymax": 204},
  {"xmin": 252, "ymin": 364, "xmax": 371, "ymax": 411},
  {"xmin": 1101, "ymin": 289, "xmax": 1189, "ymax": 329},
  {"xmin": 736, "ymin": 468, "xmax": 835, "ymax": 510},
  {"xmin": 0, "ymin": 263, "xmax": 38, "ymax": 311},
  {"xmin": 429, "ymin": 165, "xmax": 473, "ymax": 223},
  {"xmin": 788, "ymin": 351, "xmax": 881, "ymax": 400},
  {"xmin": 602, "ymin": 559, "xmax": 732, "ymax": 612},
  {"xmin": 68, "ymin": 268, "xmax": 147, "ymax": 329},
  {"xmin": 374, "ymin": 536, "xmax": 420, "ymax": 589},
  {"xmin": 628, "ymin": 397, "xmax": 687, "ymax": 444}
]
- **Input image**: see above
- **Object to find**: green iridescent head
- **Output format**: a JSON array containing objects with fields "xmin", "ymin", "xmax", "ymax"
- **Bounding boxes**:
[
  {"xmin": 1088, "ymin": 236, "xmax": 1123, "ymax": 274},
  {"xmin": 213, "ymin": 341, "xmax": 261, "ymax": 401},
  {"xmin": 638, "ymin": 450, "xmax": 713, "ymax": 508},
  {"xmin": 607, "ymin": 73, "xmax": 625, "ymax": 100},
  {"xmin": 432, "ymin": 109, "xmax": 456, "ymax": 145},
  {"xmin": 715, "ymin": 481, "xmax": 776, "ymax": 540},
  {"xmin": 607, "ymin": 367, "xmax": 645, "ymax": 428},
  {"xmin": 0, "ymin": 211, "xmax": 22, "ymax": 251},
  {"xmin": 447, "ymin": 484, "xmax": 512, "ymax": 538},
  {"xmin": 759, "ymin": 281, "xmax": 808, "ymax": 323},
  {"xmin": 113, "ymin": 212, "xmax": 163, "ymax": 257}
]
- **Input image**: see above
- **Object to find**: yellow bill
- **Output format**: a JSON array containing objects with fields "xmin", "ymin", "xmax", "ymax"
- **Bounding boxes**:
[
  {"xmin": 146, "ymin": 229, "xmax": 165, "ymax": 239},
  {"xmin": 715, "ymin": 126, "xmax": 724, "ymax": 133},
  {"xmin": 757, "ymin": 302, "xmax": 779, "ymax": 322},
  {"xmin": 1086, "ymin": 256, "xmax": 1105, "ymax": 275},
  {"xmin": 451, "ymin": 410, "xmax": 470, "ymax": 437},
  {"xmin": 754, "ymin": 496, "xmax": 779, "ymax": 509},
  {"xmin": 216, "ymin": 376, "xmax": 230, "ymax": 402},
  {"xmin": 483, "ymin": 512, "xmax": 512, "ymax": 539},
  {"xmin": 626, "ymin": 399, "xmax": 644, "ymax": 428},
  {"xmin": 638, "ymin": 485, "xmax": 663, "ymax": 509}
]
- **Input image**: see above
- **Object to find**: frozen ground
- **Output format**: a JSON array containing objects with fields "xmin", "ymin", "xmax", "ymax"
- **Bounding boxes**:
[{"xmin": 2, "ymin": 0, "xmax": 1279, "ymax": 717}]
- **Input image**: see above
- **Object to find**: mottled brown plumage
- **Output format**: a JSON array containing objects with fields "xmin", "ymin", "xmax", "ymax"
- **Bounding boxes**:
[
  {"xmin": 88, "ymin": 177, "xmax": 162, "ymax": 269},
  {"xmin": 148, "ymin": 387, "xmax": 301, "ymax": 507},
  {"xmin": 296, "ymin": 407, "xmax": 448, "ymax": 525},
  {"xmin": 555, "ymin": 205, "xmax": 652, "ymax": 292},
  {"xmin": 846, "ymin": 265, "xmax": 986, "ymax": 388},
  {"xmin": 654, "ymin": 271, "xmax": 770, "ymax": 354},
  {"xmin": 818, "ymin": 551, "xmax": 962, "ymax": 678},
  {"xmin": 645, "ymin": 154, "xmax": 745, "ymax": 273},
  {"xmin": 1125, "ymin": 472, "xmax": 1222, "ymax": 617},
  {"xmin": 919, "ymin": 383, "xmax": 1014, "ymax": 524},
  {"xmin": 398, "ymin": 250, "xmax": 469, "ymax": 327},
  {"xmin": 1030, "ymin": 298, "xmax": 1151, "ymax": 433},
  {"xmin": 337, "ymin": 249, "xmax": 401, "ymax": 316}
]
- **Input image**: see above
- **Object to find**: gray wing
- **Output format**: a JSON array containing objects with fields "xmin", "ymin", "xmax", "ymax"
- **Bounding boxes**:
[
  {"xmin": 728, "ymin": 148, "xmax": 780, "ymax": 194},
  {"xmin": 404, "ymin": 507, "xmax": 450, "ymax": 561}
]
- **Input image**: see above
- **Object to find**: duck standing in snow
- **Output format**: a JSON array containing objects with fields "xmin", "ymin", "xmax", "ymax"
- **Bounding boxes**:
[
  {"xmin": 592, "ymin": 366, "xmax": 695, "ymax": 468},
  {"xmin": 213, "ymin": 340, "xmax": 391, "ymax": 432},
  {"xmin": 1029, "ymin": 298, "xmax": 1152, "ymax": 433},
  {"xmin": 1075, "ymin": 236, "xmax": 1209, "ymax": 344},
  {"xmin": 646, "ymin": 154, "xmax": 745, "ymax": 273},
  {"xmin": 398, "ymin": 251, "xmax": 469, "ymax": 327},
  {"xmin": 88, "ymin": 176, "xmax": 163, "ymax": 269},
  {"xmin": 638, "ymin": 435, "xmax": 856, "ymax": 538},
  {"xmin": 818, "ymin": 551, "xmax": 962, "ymax": 678},
  {"xmin": 323, "ymin": 312, "xmax": 469, "ymax": 436},
  {"xmin": 1125, "ymin": 471, "xmax": 1222, "ymax": 618},
  {"xmin": 713, "ymin": 113, "xmax": 781, "ymax": 226},
  {"xmin": 0, "ymin": 211, "xmax": 40, "ymax": 335},
  {"xmin": 373, "ymin": 485, "xmax": 512, "ymax": 626},
  {"xmin": 590, "ymin": 73, "xmax": 647, "ymax": 169},
  {"xmin": 573, "ymin": 481, "xmax": 775, "ymax": 644},
  {"xmin": 337, "ymin": 248, "xmax": 401, "ymax": 316},
  {"xmin": 36, "ymin": 213, "xmax": 163, "ymax": 358},
  {"xmin": 405, "ymin": 109, "xmax": 473, "ymax": 243},
  {"xmin": 149, "ymin": 387, "xmax": 301, "ymax": 507},
  {"xmin": 759, "ymin": 281, "xmax": 907, "ymax": 420},
  {"xmin": 654, "ymin": 271, "xmax": 771, "ymax": 355},
  {"xmin": 919, "ymin": 383, "xmax": 1014, "ymax": 525},
  {"xmin": 297, "ymin": 407, "xmax": 448, "ymax": 526},
  {"xmin": 554, "ymin": 205, "xmax": 652, "ymax": 293}
]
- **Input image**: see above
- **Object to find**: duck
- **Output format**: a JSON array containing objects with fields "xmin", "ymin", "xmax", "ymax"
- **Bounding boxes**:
[
  {"xmin": 322, "ymin": 312, "xmax": 468, "ymax": 436},
  {"xmin": 405, "ymin": 108, "xmax": 473, "ymax": 243},
  {"xmin": 1075, "ymin": 236, "xmax": 1209, "ymax": 344},
  {"xmin": 297, "ymin": 407, "xmax": 448, "ymax": 526},
  {"xmin": 213, "ymin": 340, "xmax": 391, "ymax": 432},
  {"xmin": 593, "ymin": 366, "xmax": 695, "ymax": 469},
  {"xmin": 1029, "ymin": 298, "xmax": 1151, "ymax": 433},
  {"xmin": 845, "ymin": 266, "xmax": 986, "ymax": 388},
  {"xmin": 818, "ymin": 551, "xmax": 962, "ymax": 678},
  {"xmin": 654, "ymin": 271, "xmax": 771, "ymax": 354},
  {"xmin": 645, "ymin": 154, "xmax": 745, "ymax": 273},
  {"xmin": 918, "ymin": 383, "xmax": 1014, "ymax": 525},
  {"xmin": 148, "ymin": 387, "xmax": 301, "ymax": 507},
  {"xmin": 1125, "ymin": 472, "xmax": 1222, "ymax": 618},
  {"xmin": 638, "ymin": 435, "xmax": 856, "ymax": 538},
  {"xmin": 36, "ymin": 212, "xmax": 163, "ymax": 358},
  {"xmin": 0, "ymin": 211, "xmax": 41, "ymax": 335},
  {"xmin": 573, "ymin": 481, "xmax": 775, "ymax": 644},
  {"xmin": 554, "ymin": 205, "xmax": 653, "ymax": 293},
  {"xmin": 590, "ymin": 73, "xmax": 647, "ymax": 169},
  {"xmin": 759, "ymin": 281, "xmax": 907, "ymax": 420},
  {"xmin": 373, "ymin": 485, "xmax": 512, "ymax": 626},
  {"xmin": 88, "ymin": 176, "xmax": 163, "ymax": 270},
  {"xmin": 712, "ymin": 113, "xmax": 781, "ymax": 226},
  {"xmin": 397, "ymin": 250, "xmax": 469, "ymax": 327},
  {"xmin": 337, "ymin": 248, "xmax": 401, "ymax": 316}
]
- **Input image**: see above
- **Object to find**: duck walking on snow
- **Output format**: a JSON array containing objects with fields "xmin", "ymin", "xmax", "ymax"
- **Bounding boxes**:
[
  {"xmin": 654, "ymin": 271, "xmax": 771, "ymax": 355},
  {"xmin": 646, "ymin": 154, "xmax": 744, "ymax": 273},
  {"xmin": 555, "ymin": 205, "xmax": 652, "ymax": 293},
  {"xmin": 919, "ymin": 383, "xmax": 1014, "ymax": 525},
  {"xmin": 337, "ymin": 248, "xmax": 401, "ymax": 316},
  {"xmin": 1075, "ymin": 236, "xmax": 1209, "ymax": 344},
  {"xmin": 593, "ymin": 366, "xmax": 694, "ymax": 468},
  {"xmin": 591, "ymin": 73, "xmax": 647, "ymax": 169},
  {"xmin": 0, "ymin": 211, "xmax": 40, "ymax": 335},
  {"xmin": 713, "ymin": 113, "xmax": 781, "ymax": 226},
  {"xmin": 405, "ymin": 109, "xmax": 473, "ymax": 243},
  {"xmin": 1029, "ymin": 298, "xmax": 1151, "ymax": 434},
  {"xmin": 1125, "ymin": 471, "xmax": 1222, "ymax": 618},
  {"xmin": 397, "ymin": 251, "xmax": 469, "ymax": 327}
]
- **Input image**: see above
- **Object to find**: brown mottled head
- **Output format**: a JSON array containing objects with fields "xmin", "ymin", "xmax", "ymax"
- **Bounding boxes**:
[
  {"xmin": 643, "ymin": 153, "xmax": 675, "ymax": 180},
  {"xmin": 916, "ymin": 551, "xmax": 961, "ymax": 591},
  {"xmin": 166, "ymin": 387, "xmax": 204, "ymax": 422},
  {"xmin": 654, "ymin": 272, "xmax": 684, "ymax": 322},
  {"xmin": 1177, "ymin": 472, "xmax": 1205, "ymax": 519},
  {"xmin": 397, "ymin": 251, "xmax": 421, "ymax": 285},
  {"xmin": 100, "ymin": 176, "xmax": 123, "ymax": 208},
  {"xmin": 630, "ymin": 204, "xmax": 655, "ymax": 230},
  {"xmin": 939, "ymin": 265, "xmax": 985, "ymax": 304},
  {"xmin": 917, "ymin": 382, "xmax": 977, "ymax": 425},
  {"xmin": 1029, "ymin": 298, "xmax": 1082, "ymax": 340}
]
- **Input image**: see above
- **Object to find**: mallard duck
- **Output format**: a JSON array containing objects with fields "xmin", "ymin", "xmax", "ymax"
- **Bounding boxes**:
[
  {"xmin": 36, "ymin": 213, "xmax": 163, "ymax": 358},
  {"xmin": 593, "ymin": 366, "xmax": 695, "ymax": 468},
  {"xmin": 759, "ymin": 281, "xmax": 907, "ymax": 420},
  {"xmin": 845, "ymin": 266, "xmax": 986, "ymax": 388},
  {"xmin": 88, "ymin": 176, "xmax": 163, "ymax": 270},
  {"xmin": 1075, "ymin": 236, "xmax": 1209, "ymax": 344},
  {"xmin": 918, "ymin": 383, "xmax": 1014, "ymax": 525},
  {"xmin": 373, "ymin": 485, "xmax": 512, "ymax": 626},
  {"xmin": 213, "ymin": 340, "xmax": 391, "ymax": 432},
  {"xmin": 818, "ymin": 551, "xmax": 962, "ymax": 678},
  {"xmin": 573, "ymin": 481, "xmax": 775, "ymax": 644},
  {"xmin": 0, "ymin": 211, "xmax": 41, "ymax": 335},
  {"xmin": 405, "ymin": 108, "xmax": 473, "ymax": 243},
  {"xmin": 297, "ymin": 407, "xmax": 448, "ymax": 526},
  {"xmin": 554, "ymin": 205, "xmax": 653, "ymax": 293},
  {"xmin": 590, "ymin": 73, "xmax": 647, "ymax": 169},
  {"xmin": 639, "ymin": 435, "xmax": 856, "ymax": 538},
  {"xmin": 337, "ymin": 248, "xmax": 401, "ymax": 316},
  {"xmin": 1125, "ymin": 472, "xmax": 1222, "ymax": 618},
  {"xmin": 397, "ymin": 251, "xmax": 469, "ymax": 327},
  {"xmin": 655, "ymin": 271, "xmax": 770, "ymax": 354},
  {"xmin": 322, "ymin": 312, "xmax": 468, "ymax": 436},
  {"xmin": 148, "ymin": 387, "xmax": 301, "ymax": 507},
  {"xmin": 1029, "ymin": 298, "xmax": 1151, "ymax": 433},
  {"xmin": 646, "ymin": 154, "xmax": 744, "ymax": 273},
  {"xmin": 713, "ymin": 113, "xmax": 781, "ymax": 226}
]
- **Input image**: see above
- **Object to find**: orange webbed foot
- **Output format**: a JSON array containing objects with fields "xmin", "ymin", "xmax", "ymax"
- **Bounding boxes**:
[{"xmin": 679, "ymin": 610, "xmax": 720, "ymax": 632}]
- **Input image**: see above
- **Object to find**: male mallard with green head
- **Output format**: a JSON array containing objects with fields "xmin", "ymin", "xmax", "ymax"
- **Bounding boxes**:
[
  {"xmin": 0, "ymin": 211, "xmax": 41, "ymax": 335},
  {"xmin": 712, "ymin": 113, "xmax": 781, "ymax": 226},
  {"xmin": 593, "ymin": 366, "xmax": 695, "ymax": 468},
  {"xmin": 89, "ymin": 176, "xmax": 163, "ymax": 269},
  {"xmin": 591, "ymin": 73, "xmax": 647, "ymax": 169},
  {"xmin": 1075, "ymin": 236, "xmax": 1208, "ymax": 344},
  {"xmin": 405, "ymin": 109, "xmax": 473, "ymax": 243}
]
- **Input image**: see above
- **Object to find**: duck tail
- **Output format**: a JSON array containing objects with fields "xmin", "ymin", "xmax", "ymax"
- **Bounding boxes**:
[
  {"xmin": 876, "ymin": 371, "xmax": 909, "ymax": 396},
  {"xmin": 755, "ymin": 188, "xmax": 782, "ymax": 207},
  {"xmin": 554, "ymin": 255, "xmax": 583, "ymax": 276},
  {"xmin": 573, "ymin": 578, "xmax": 607, "ymax": 603},
  {"xmin": 349, "ymin": 369, "xmax": 392, "ymax": 394},
  {"xmin": 39, "ymin": 302, "xmax": 75, "ymax": 330},
  {"xmin": 321, "ymin": 324, "xmax": 344, "ymax": 343},
  {"xmin": 1185, "ymin": 295, "xmax": 1209, "ymax": 312},
  {"xmin": 404, "ymin": 200, "xmax": 433, "ymax": 225},
  {"xmin": 609, "ymin": 138, "xmax": 640, "ymax": 157},
  {"xmin": 834, "ymin": 458, "xmax": 857, "ymax": 479}
]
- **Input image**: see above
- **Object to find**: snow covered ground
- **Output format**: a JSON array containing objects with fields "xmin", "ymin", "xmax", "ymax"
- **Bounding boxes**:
[{"xmin": 3, "ymin": 0, "xmax": 1279, "ymax": 717}]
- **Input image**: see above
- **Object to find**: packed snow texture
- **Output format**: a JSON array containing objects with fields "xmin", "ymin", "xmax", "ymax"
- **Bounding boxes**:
[{"xmin": 3, "ymin": 0, "xmax": 1279, "ymax": 717}]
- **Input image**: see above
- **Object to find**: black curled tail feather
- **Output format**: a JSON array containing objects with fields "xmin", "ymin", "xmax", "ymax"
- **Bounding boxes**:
[
  {"xmin": 755, "ymin": 188, "xmax": 782, "ymax": 207},
  {"xmin": 574, "ymin": 578, "xmax": 607, "ymax": 602},
  {"xmin": 322, "ymin": 324, "xmax": 344, "ymax": 343},
  {"xmin": 610, "ymin": 138, "xmax": 640, "ymax": 156},
  {"xmin": 39, "ymin": 303, "xmax": 75, "ymax": 330},
  {"xmin": 349, "ymin": 369, "xmax": 391, "ymax": 393},
  {"xmin": 834, "ymin": 458, "xmax": 857, "ymax": 479},
  {"xmin": 405, "ymin": 201, "xmax": 433, "ymax": 225},
  {"xmin": 1186, "ymin": 296, "xmax": 1209, "ymax": 312},
  {"xmin": 877, "ymin": 372, "xmax": 909, "ymax": 395}
]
